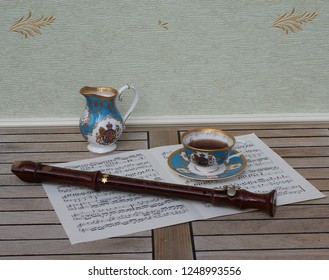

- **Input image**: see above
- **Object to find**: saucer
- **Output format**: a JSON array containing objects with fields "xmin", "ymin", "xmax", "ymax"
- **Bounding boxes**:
[{"xmin": 167, "ymin": 148, "xmax": 247, "ymax": 181}]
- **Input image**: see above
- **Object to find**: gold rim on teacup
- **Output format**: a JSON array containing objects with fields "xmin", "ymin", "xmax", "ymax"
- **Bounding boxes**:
[{"xmin": 182, "ymin": 128, "xmax": 236, "ymax": 152}]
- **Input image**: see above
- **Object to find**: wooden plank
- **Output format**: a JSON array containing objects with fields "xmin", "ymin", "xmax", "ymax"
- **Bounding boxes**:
[
  {"xmin": 0, "ymin": 211, "xmax": 60, "ymax": 225},
  {"xmin": 149, "ymin": 129, "xmax": 194, "ymax": 260},
  {"xmin": 297, "ymin": 194, "xmax": 329, "ymax": 204},
  {"xmin": 153, "ymin": 223, "xmax": 194, "ymax": 260},
  {"xmin": 0, "ymin": 163, "xmax": 13, "ymax": 174},
  {"xmin": 0, "ymin": 134, "xmax": 84, "ymax": 142},
  {"xmin": 0, "ymin": 152, "xmax": 106, "ymax": 163},
  {"xmin": 0, "ymin": 198, "xmax": 53, "ymax": 211},
  {"xmin": 196, "ymin": 249, "xmax": 329, "ymax": 260},
  {"xmin": 0, "ymin": 132, "xmax": 147, "ymax": 142},
  {"xmin": 0, "ymin": 127, "xmax": 81, "ymax": 135},
  {"xmin": 193, "ymin": 233, "xmax": 329, "ymax": 251},
  {"xmin": 0, "ymin": 253, "xmax": 152, "ymax": 260},
  {"xmin": 296, "ymin": 168, "xmax": 329, "ymax": 179},
  {"xmin": 0, "ymin": 140, "xmax": 148, "ymax": 153},
  {"xmin": 0, "ymin": 225, "xmax": 150, "ymax": 239},
  {"xmin": 308, "ymin": 180, "xmax": 329, "ymax": 191},
  {"xmin": 274, "ymin": 147, "xmax": 329, "ymax": 157},
  {"xmin": 192, "ymin": 218, "xmax": 329, "ymax": 235},
  {"xmin": 1, "ymin": 175, "xmax": 45, "ymax": 186},
  {"xmin": 261, "ymin": 137, "xmax": 329, "ymax": 148},
  {"xmin": 0, "ymin": 225, "xmax": 68, "ymax": 239},
  {"xmin": 228, "ymin": 129, "xmax": 329, "ymax": 137},
  {"xmin": 0, "ymin": 238, "xmax": 152, "ymax": 256},
  {"xmin": 0, "ymin": 186, "xmax": 46, "ymax": 198},
  {"xmin": 284, "ymin": 157, "xmax": 329, "ymax": 168}
]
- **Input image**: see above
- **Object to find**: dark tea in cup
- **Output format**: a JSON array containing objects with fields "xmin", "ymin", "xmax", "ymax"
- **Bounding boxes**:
[
  {"xmin": 188, "ymin": 139, "xmax": 228, "ymax": 150},
  {"xmin": 182, "ymin": 128, "xmax": 244, "ymax": 173}
]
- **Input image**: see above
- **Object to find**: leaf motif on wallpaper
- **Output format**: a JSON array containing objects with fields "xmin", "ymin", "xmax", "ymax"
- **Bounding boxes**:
[
  {"xmin": 272, "ymin": 7, "xmax": 318, "ymax": 34},
  {"xmin": 9, "ymin": 11, "xmax": 55, "ymax": 38},
  {"xmin": 158, "ymin": 20, "xmax": 169, "ymax": 30}
]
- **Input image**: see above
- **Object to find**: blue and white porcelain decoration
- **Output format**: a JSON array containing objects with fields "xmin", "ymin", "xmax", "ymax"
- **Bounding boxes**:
[
  {"xmin": 168, "ymin": 148, "xmax": 247, "ymax": 181},
  {"xmin": 79, "ymin": 84, "xmax": 138, "ymax": 154}
]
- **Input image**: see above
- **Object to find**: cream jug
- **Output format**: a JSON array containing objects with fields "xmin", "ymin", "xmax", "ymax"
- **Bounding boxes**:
[{"xmin": 79, "ymin": 85, "xmax": 138, "ymax": 153}]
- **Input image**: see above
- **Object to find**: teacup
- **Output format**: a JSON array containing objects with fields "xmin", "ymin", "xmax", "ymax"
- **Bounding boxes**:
[{"xmin": 181, "ymin": 128, "xmax": 245, "ymax": 173}]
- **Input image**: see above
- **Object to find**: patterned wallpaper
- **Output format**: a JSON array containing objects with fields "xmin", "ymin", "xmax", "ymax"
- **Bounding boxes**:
[{"xmin": 0, "ymin": 0, "xmax": 328, "ymax": 120}]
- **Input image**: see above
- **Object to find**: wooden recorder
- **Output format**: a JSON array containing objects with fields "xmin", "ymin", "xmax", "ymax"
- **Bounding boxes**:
[{"xmin": 11, "ymin": 161, "xmax": 277, "ymax": 216}]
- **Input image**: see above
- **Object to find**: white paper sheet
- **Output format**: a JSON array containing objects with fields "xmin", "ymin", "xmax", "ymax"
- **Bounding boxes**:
[{"xmin": 42, "ymin": 133, "xmax": 325, "ymax": 244}]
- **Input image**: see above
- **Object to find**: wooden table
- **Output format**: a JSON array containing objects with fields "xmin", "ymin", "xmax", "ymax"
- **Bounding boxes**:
[{"xmin": 0, "ymin": 123, "xmax": 328, "ymax": 259}]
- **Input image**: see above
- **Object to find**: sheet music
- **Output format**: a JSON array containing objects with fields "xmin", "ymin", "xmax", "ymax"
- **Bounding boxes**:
[{"xmin": 43, "ymin": 133, "xmax": 325, "ymax": 244}]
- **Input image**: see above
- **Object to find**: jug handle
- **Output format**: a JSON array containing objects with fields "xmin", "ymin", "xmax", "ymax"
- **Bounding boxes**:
[{"xmin": 117, "ymin": 84, "xmax": 139, "ymax": 125}]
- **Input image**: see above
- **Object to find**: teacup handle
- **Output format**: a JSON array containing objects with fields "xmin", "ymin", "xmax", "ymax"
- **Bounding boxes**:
[
  {"xmin": 117, "ymin": 84, "xmax": 139, "ymax": 125},
  {"xmin": 226, "ymin": 140, "xmax": 246, "ymax": 163}
]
